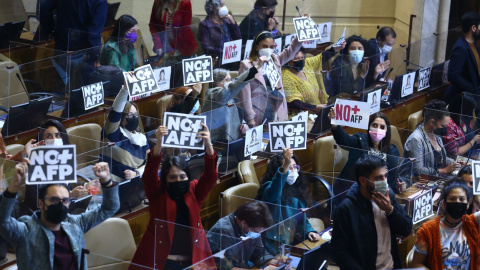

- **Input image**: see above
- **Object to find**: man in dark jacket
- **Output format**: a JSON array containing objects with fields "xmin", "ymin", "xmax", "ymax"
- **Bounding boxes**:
[
  {"xmin": 331, "ymin": 155, "xmax": 412, "ymax": 270},
  {"xmin": 366, "ymin": 27, "xmax": 396, "ymax": 87},
  {"xmin": 444, "ymin": 12, "xmax": 480, "ymax": 103}
]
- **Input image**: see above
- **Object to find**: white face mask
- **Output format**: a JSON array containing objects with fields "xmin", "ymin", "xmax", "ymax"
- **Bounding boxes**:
[
  {"xmin": 286, "ymin": 169, "xmax": 299, "ymax": 185},
  {"xmin": 259, "ymin": 48, "xmax": 274, "ymax": 59},
  {"xmin": 218, "ymin": 6, "xmax": 229, "ymax": 18},
  {"xmin": 349, "ymin": 50, "xmax": 364, "ymax": 64},
  {"xmin": 44, "ymin": 139, "xmax": 63, "ymax": 146},
  {"xmin": 380, "ymin": 44, "xmax": 392, "ymax": 54},
  {"xmin": 367, "ymin": 178, "xmax": 388, "ymax": 195}
]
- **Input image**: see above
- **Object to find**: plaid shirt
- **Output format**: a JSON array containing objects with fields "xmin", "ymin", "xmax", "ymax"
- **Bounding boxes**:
[{"xmin": 442, "ymin": 118, "xmax": 465, "ymax": 158}]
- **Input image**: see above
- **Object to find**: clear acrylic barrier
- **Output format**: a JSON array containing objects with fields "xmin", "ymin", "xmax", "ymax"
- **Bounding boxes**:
[
  {"xmin": 86, "ymin": 251, "xmax": 153, "ymax": 270},
  {"xmin": 7, "ymin": 41, "xmax": 66, "ymax": 66}
]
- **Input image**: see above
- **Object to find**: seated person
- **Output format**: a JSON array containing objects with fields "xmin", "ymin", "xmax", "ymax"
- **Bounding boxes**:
[
  {"xmin": 328, "ymin": 35, "xmax": 390, "ymax": 99},
  {"xmin": 412, "ymin": 178, "xmax": 480, "ymax": 269},
  {"xmin": 204, "ymin": 56, "xmax": 267, "ymax": 142},
  {"xmin": 331, "ymin": 155, "xmax": 412, "ymax": 269},
  {"xmin": 328, "ymin": 110, "xmax": 402, "ymax": 196},
  {"xmin": 366, "ymin": 27, "xmax": 396, "ymax": 86},
  {"xmin": 438, "ymin": 166, "xmax": 480, "ymax": 215},
  {"xmin": 100, "ymin": 15, "xmax": 138, "ymax": 72},
  {"xmin": 166, "ymin": 83, "xmax": 202, "ymax": 114},
  {"xmin": 102, "ymin": 83, "xmax": 149, "ymax": 182},
  {"xmin": 0, "ymin": 161, "xmax": 119, "ymax": 269},
  {"xmin": 207, "ymin": 201, "xmax": 280, "ymax": 269},
  {"xmin": 256, "ymin": 148, "xmax": 320, "ymax": 255},
  {"xmin": 441, "ymin": 94, "xmax": 480, "ymax": 158},
  {"xmin": 131, "ymin": 125, "xmax": 217, "ymax": 269},
  {"xmin": 400, "ymin": 100, "xmax": 460, "ymax": 186},
  {"xmin": 198, "ymin": 0, "xmax": 242, "ymax": 59},
  {"xmin": 239, "ymin": 0, "xmax": 280, "ymax": 43}
]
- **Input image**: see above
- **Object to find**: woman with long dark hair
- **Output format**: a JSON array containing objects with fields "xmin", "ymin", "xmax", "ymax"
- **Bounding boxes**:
[
  {"xmin": 328, "ymin": 110, "xmax": 402, "ymax": 195},
  {"xmin": 257, "ymin": 148, "xmax": 320, "ymax": 255},
  {"xmin": 100, "ymin": 15, "xmax": 138, "ymax": 71}
]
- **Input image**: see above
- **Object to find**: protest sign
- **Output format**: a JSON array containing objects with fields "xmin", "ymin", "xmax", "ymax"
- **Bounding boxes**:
[
  {"xmin": 162, "ymin": 112, "xmax": 206, "ymax": 150},
  {"xmin": 293, "ymin": 17, "xmax": 321, "ymax": 42},
  {"xmin": 265, "ymin": 58, "xmax": 280, "ymax": 88},
  {"xmin": 318, "ymin": 22, "xmax": 332, "ymax": 43},
  {"xmin": 472, "ymin": 161, "xmax": 480, "ymax": 195},
  {"xmin": 331, "ymin": 99, "xmax": 370, "ymax": 130},
  {"xmin": 222, "ymin": 39, "xmax": 242, "ymax": 65},
  {"xmin": 292, "ymin": 111, "xmax": 308, "ymax": 122},
  {"xmin": 123, "ymin": 65, "xmax": 160, "ymax": 98},
  {"xmin": 129, "ymin": 66, "xmax": 171, "ymax": 101},
  {"xmin": 401, "ymin": 71, "xmax": 416, "ymax": 98},
  {"xmin": 333, "ymin": 26, "xmax": 346, "ymax": 47},
  {"xmin": 412, "ymin": 190, "xmax": 434, "ymax": 224},
  {"xmin": 273, "ymin": 38, "xmax": 283, "ymax": 55},
  {"xmin": 81, "ymin": 82, "xmax": 104, "ymax": 110},
  {"xmin": 268, "ymin": 121, "xmax": 307, "ymax": 152},
  {"xmin": 303, "ymin": 39, "xmax": 317, "ymax": 49},
  {"xmin": 182, "ymin": 56, "xmax": 213, "ymax": 86},
  {"xmin": 244, "ymin": 125, "xmax": 263, "ymax": 157},
  {"xmin": 417, "ymin": 67, "xmax": 431, "ymax": 91},
  {"xmin": 367, "ymin": 89, "xmax": 381, "ymax": 115},
  {"xmin": 244, "ymin": 40, "xmax": 254, "ymax": 60},
  {"xmin": 27, "ymin": 145, "xmax": 76, "ymax": 185},
  {"xmin": 284, "ymin": 34, "xmax": 296, "ymax": 48}
]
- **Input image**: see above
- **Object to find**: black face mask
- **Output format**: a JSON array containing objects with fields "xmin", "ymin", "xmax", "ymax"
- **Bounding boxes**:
[
  {"xmin": 43, "ymin": 202, "xmax": 69, "ymax": 224},
  {"xmin": 125, "ymin": 117, "xmax": 139, "ymax": 131},
  {"xmin": 445, "ymin": 202, "xmax": 468, "ymax": 220},
  {"xmin": 291, "ymin": 59, "xmax": 305, "ymax": 72},
  {"xmin": 434, "ymin": 126, "xmax": 448, "ymax": 137},
  {"xmin": 264, "ymin": 10, "xmax": 275, "ymax": 21},
  {"xmin": 167, "ymin": 181, "xmax": 190, "ymax": 199}
]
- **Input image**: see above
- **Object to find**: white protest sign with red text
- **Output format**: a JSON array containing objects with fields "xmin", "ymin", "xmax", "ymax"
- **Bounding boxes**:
[
  {"xmin": 331, "ymin": 99, "xmax": 370, "ymax": 130},
  {"xmin": 222, "ymin": 39, "xmax": 242, "ymax": 65}
]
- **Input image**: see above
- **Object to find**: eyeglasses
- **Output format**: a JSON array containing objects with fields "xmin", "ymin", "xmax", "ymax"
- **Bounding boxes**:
[
  {"xmin": 126, "ymin": 113, "xmax": 139, "ymax": 118},
  {"xmin": 289, "ymin": 165, "xmax": 300, "ymax": 171},
  {"xmin": 44, "ymin": 197, "xmax": 70, "ymax": 205}
]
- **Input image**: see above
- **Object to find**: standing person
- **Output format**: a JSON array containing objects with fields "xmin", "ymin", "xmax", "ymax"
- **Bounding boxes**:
[
  {"xmin": 366, "ymin": 27, "xmax": 396, "ymax": 87},
  {"xmin": 0, "ymin": 161, "xmax": 119, "ymax": 270},
  {"xmin": 101, "ymin": 82, "xmax": 149, "ymax": 183},
  {"xmin": 198, "ymin": 0, "xmax": 242, "ymax": 60},
  {"xmin": 238, "ymin": 29, "xmax": 304, "ymax": 127},
  {"xmin": 444, "ymin": 12, "xmax": 480, "ymax": 102},
  {"xmin": 331, "ymin": 155, "xmax": 412, "ymax": 270},
  {"xmin": 412, "ymin": 179, "xmax": 480, "ymax": 269},
  {"xmin": 239, "ymin": 0, "xmax": 281, "ymax": 43},
  {"xmin": 256, "ymin": 148, "xmax": 320, "ymax": 255},
  {"xmin": 100, "ymin": 15, "xmax": 138, "ymax": 72},
  {"xmin": 130, "ymin": 124, "xmax": 217, "ymax": 270},
  {"xmin": 38, "ymin": 0, "xmax": 108, "ymax": 52}
]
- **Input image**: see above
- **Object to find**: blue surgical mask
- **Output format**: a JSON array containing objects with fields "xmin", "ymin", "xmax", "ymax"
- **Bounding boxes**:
[
  {"xmin": 349, "ymin": 50, "xmax": 364, "ymax": 64},
  {"xmin": 190, "ymin": 100, "xmax": 200, "ymax": 114},
  {"xmin": 245, "ymin": 229, "xmax": 261, "ymax": 239}
]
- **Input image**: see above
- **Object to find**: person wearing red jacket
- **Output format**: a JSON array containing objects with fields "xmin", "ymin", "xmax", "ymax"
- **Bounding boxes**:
[
  {"xmin": 149, "ymin": 0, "xmax": 197, "ymax": 57},
  {"xmin": 130, "ymin": 124, "xmax": 217, "ymax": 270}
]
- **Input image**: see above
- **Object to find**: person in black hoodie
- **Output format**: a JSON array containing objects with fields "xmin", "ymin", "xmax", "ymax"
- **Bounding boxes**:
[{"xmin": 331, "ymin": 155, "xmax": 412, "ymax": 270}]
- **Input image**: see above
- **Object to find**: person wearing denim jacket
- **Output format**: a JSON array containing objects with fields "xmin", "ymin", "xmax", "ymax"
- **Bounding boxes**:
[{"xmin": 0, "ymin": 161, "xmax": 119, "ymax": 270}]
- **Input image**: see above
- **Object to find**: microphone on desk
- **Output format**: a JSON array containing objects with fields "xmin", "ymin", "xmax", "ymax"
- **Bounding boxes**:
[
  {"xmin": 403, "ymin": 60, "xmax": 424, "ymax": 69},
  {"xmin": 296, "ymin": 6, "xmax": 302, "ymax": 16},
  {"xmin": 383, "ymin": 67, "xmax": 394, "ymax": 80}
]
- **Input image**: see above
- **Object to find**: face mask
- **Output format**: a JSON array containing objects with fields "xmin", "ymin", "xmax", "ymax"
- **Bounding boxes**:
[
  {"xmin": 369, "ymin": 128, "xmax": 386, "ymax": 142},
  {"xmin": 264, "ymin": 10, "xmax": 275, "ymax": 20},
  {"xmin": 167, "ymin": 181, "xmax": 190, "ymax": 199},
  {"xmin": 433, "ymin": 126, "xmax": 448, "ymax": 137},
  {"xmin": 286, "ymin": 169, "xmax": 299, "ymax": 185},
  {"xmin": 218, "ymin": 6, "xmax": 229, "ymax": 18},
  {"xmin": 349, "ymin": 50, "xmax": 364, "ymax": 64},
  {"xmin": 190, "ymin": 100, "xmax": 200, "ymax": 114},
  {"xmin": 367, "ymin": 179, "xmax": 388, "ymax": 195},
  {"xmin": 44, "ymin": 139, "xmax": 63, "ymax": 146},
  {"xmin": 380, "ymin": 44, "xmax": 392, "ymax": 54},
  {"xmin": 125, "ymin": 117, "xmax": 139, "ymax": 131},
  {"xmin": 43, "ymin": 202, "xmax": 68, "ymax": 224},
  {"xmin": 125, "ymin": 32, "xmax": 137, "ymax": 43},
  {"xmin": 445, "ymin": 202, "xmax": 468, "ymax": 219},
  {"xmin": 291, "ymin": 59, "xmax": 305, "ymax": 72},
  {"xmin": 258, "ymin": 48, "xmax": 274, "ymax": 59},
  {"xmin": 245, "ymin": 229, "xmax": 261, "ymax": 239}
]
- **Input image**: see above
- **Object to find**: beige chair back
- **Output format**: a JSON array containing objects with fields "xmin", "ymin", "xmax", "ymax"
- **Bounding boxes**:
[
  {"xmin": 408, "ymin": 110, "xmax": 423, "ymax": 131},
  {"xmin": 220, "ymin": 183, "xmax": 259, "ymax": 217},
  {"xmin": 313, "ymin": 136, "xmax": 348, "ymax": 180},
  {"xmin": 66, "ymin": 123, "xmax": 102, "ymax": 167},
  {"xmin": 237, "ymin": 160, "xmax": 260, "ymax": 186},
  {"xmin": 156, "ymin": 94, "xmax": 172, "ymax": 120},
  {"xmin": 85, "ymin": 218, "xmax": 137, "ymax": 269},
  {"xmin": 406, "ymin": 248, "xmax": 415, "ymax": 268}
]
